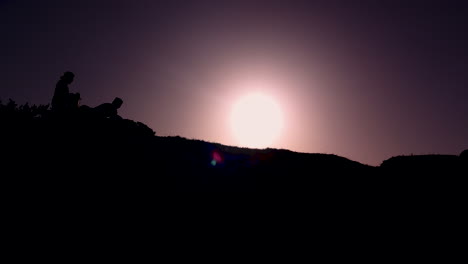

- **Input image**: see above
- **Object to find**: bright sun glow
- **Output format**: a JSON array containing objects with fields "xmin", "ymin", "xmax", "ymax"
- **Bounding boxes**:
[{"xmin": 231, "ymin": 93, "xmax": 283, "ymax": 148}]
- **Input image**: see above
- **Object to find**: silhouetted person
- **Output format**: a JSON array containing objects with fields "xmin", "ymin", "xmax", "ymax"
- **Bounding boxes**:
[
  {"xmin": 52, "ymin": 71, "xmax": 80, "ymax": 112},
  {"xmin": 93, "ymin": 97, "xmax": 123, "ymax": 119}
]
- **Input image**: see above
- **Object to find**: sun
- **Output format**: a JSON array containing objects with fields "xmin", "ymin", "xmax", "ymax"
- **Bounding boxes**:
[{"xmin": 230, "ymin": 93, "xmax": 283, "ymax": 148}]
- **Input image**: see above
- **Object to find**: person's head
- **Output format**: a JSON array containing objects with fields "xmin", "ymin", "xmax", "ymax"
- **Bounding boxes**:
[
  {"xmin": 112, "ymin": 97, "xmax": 123, "ymax": 109},
  {"xmin": 60, "ymin": 71, "xmax": 75, "ymax": 84}
]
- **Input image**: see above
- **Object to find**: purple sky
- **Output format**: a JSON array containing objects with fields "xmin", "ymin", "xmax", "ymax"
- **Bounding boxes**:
[{"xmin": 1, "ymin": 0, "xmax": 467, "ymax": 165}]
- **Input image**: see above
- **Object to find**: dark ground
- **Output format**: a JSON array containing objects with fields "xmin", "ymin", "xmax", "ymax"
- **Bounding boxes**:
[{"xmin": 1, "ymin": 99, "xmax": 466, "ymax": 194}]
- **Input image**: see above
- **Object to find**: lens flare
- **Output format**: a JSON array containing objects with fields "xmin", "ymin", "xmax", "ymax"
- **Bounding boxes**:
[{"xmin": 211, "ymin": 150, "xmax": 223, "ymax": 166}]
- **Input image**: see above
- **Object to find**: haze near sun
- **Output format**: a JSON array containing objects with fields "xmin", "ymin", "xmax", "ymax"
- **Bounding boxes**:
[{"xmin": 230, "ymin": 93, "xmax": 283, "ymax": 149}]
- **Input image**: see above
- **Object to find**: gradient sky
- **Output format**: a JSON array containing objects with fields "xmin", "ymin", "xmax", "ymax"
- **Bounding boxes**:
[{"xmin": 1, "ymin": 0, "xmax": 467, "ymax": 165}]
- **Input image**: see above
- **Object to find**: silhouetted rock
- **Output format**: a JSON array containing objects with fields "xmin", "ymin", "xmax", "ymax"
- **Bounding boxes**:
[{"xmin": 460, "ymin": 149, "xmax": 468, "ymax": 160}]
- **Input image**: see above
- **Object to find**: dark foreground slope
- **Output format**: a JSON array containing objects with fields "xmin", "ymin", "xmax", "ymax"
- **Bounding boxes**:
[
  {"xmin": 1, "ymin": 103, "xmax": 466, "ymax": 193},
  {"xmin": 154, "ymin": 136, "xmax": 377, "ymax": 191}
]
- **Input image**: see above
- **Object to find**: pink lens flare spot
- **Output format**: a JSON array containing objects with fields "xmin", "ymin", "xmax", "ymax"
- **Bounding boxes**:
[{"xmin": 211, "ymin": 151, "xmax": 223, "ymax": 166}]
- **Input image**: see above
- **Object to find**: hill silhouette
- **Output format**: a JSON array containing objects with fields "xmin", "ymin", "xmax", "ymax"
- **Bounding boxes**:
[
  {"xmin": 1, "ymin": 73, "xmax": 467, "ymax": 192},
  {"xmin": 2, "ymin": 98, "xmax": 466, "ymax": 193}
]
